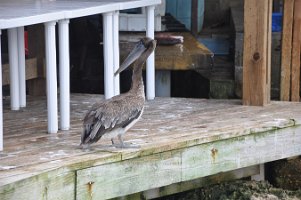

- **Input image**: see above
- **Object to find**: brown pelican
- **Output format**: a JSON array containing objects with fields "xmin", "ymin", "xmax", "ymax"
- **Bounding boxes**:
[{"xmin": 80, "ymin": 37, "xmax": 156, "ymax": 149}]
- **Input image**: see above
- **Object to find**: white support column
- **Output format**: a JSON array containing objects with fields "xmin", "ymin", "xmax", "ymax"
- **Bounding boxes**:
[
  {"xmin": 8, "ymin": 28, "xmax": 20, "ymax": 110},
  {"xmin": 0, "ymin": 30, "xmax": 3, "ymax": 151},
  {"xmin": 146, "ymin": 6, "xmax": 156, "ymax": 100},
  {"xmin": 44, "ymin": 21, "xmax": 58, "ymax": 134},
  {"xmin": 17, "ymin": 26, "xmax": 26, "ymax": 108},
  {"xmin": 58, "ymin": 19, "xmax": 70, "ymax": 131},
  {"xmin": 113, "ymin": 11, "xmax": 120, "ymax": 96},
  {"xmin": 103, "ymin": 12, "xmax": 114, "ymax": 99}
]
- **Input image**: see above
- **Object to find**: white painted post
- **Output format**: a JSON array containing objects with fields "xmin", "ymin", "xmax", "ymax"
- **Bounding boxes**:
[
  {"xmin": 113, "ymin": 11, "xmax": 120, "ymax": 96},
  {"xmin": 44, "ymin": 21, "xmax": 58, "ymax": 134},
  {"xmin": 155, "ymin": 70, "xmax": 171, "ymax": 97},
  {"xmin": 146, "ymin": 6, "xmax": 156, "ymax": 100},
  {"xmin": 103, "ymin": 12, "xmax": 114, "ymax": 99},
  {"xmin": 17, "ymin": 26, "xmax": 26, "ymax": 108},
  {"xmin": 58, "ymin": 19, "xmax": 70, "ymax": 131},
  {"xmin": 0, "ymin": 30, "xmax": 3, "ymax": 151},
  {"xmin": 7, "ymin": 28, "xmax": 20, "ymax": 110}
]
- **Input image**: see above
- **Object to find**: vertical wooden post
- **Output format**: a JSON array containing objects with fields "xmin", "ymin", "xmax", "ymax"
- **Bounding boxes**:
[
  {"xmin": 191, "ymin": 0, "xmax": 198, "ymax": 36},
  {"xmin": 291, "ymin": 0, "xmax": 301, "ymax": 101},
  {"xmin": 266, "ymin": 0, "xmax": 272, "ymax": 103},
  {"xmin": 243, "ymin": 0, "xmax": 272, "ymax": 106},
  {"xmin": 280, "ymin": 0, "xmax": 295, "ymax": 101}
]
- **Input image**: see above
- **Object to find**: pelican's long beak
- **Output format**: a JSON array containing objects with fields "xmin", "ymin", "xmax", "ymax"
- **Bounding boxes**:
[{"xmin": 114, "ymin": 41, "xmax": 146, "ymax": 76}]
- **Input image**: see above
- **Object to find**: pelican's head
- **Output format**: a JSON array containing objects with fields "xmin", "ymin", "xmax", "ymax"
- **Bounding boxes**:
[{"xmin": 114, "ymin": 37, "xmax": 156, "ymax": 76}]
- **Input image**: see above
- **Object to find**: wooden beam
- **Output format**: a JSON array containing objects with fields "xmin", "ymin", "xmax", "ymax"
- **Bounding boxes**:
[
  {"xmin": 280, "ymin": 0, "xmax": 295, "ymax": 101},
  {"xmin": 76, "ymin": 126, "xmax": 301, "ymax": 200},
  {"xmin": 142, "ymin": 166, "xmax": 259, "ymax": 199},
  {"xmin": 2, "ymin": 58, "xmax": 38, "ymax": 86},
  {"xmin": 243, "ymin": 0, "xmax": 272, "ymax": 106},
  {"xmin": 291, "ymin": 0, "xmax": 301, "ymax": 101},
  {"xmin": 116, "ymin": 165, "xmax": 260, "ymax": 199},
  {"xmin": 191, "ymin": 0, "xmax": 198, "ymax": 36},
  {"xmin": 266, "ymin": 0, "xmax": 272, "ymax": 103},
  {"xmin": 0, "ymin": 171, "xmax": 75, "ymax": 200}
]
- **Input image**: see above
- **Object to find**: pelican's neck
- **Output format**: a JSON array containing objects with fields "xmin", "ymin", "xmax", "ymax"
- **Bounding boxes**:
[
  {"xmin": 130, "ymin": 66, "xmax": 144, "ymax": 96},
  {"xmin": 129, "ymin": 40, "xmax": 155, "ymax": 97}
]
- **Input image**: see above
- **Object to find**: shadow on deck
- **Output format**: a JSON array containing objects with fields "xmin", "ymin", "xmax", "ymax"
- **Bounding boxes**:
[{"xmin": 1, "ymin": 94, "xmax": 301, "ymax": 199}]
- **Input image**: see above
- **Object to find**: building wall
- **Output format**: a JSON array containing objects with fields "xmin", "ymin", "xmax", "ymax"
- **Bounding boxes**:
[
  {"xmin": 203, "ymin": 0, "xmax": 242, "ymax": 27},
  {"xmin": 166, "ymin": 0, "xmax": 205, "ymax": 31}
]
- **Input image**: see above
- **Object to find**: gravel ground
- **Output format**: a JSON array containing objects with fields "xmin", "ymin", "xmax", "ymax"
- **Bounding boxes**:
[{"xmin": 158, "ymin": 180, "xmax": 301, "ymax": 200}]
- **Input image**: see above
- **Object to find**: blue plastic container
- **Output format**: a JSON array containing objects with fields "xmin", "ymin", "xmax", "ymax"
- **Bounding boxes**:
[{"xmin": 272, "ymin": 13, "xmax": 283, "ymax": 32}]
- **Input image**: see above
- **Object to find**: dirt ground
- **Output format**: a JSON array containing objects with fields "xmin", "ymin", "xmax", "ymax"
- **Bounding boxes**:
[{"xmin": 158, "ymin": 180, "xmax": 301, "ymax": 200}]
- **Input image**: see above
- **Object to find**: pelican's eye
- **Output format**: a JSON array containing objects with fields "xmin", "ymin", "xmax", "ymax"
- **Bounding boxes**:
[{"xmin": 138, "ymin": 40, "xmax": 143, "ymax": 45}]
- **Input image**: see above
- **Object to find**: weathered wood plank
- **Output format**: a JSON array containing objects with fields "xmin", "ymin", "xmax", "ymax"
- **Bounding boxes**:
[
  {"xmin": 0, "ymin": 171, "xmax": 75, "ymax": 200},
  {"xmin": 77, "ymin": 126, "xmax": 301, "ymax": 200},
  {"xmin": 1, "ymin": 95, "xmax": 301, "ymax": 199},
  {"xmin": 76, "ymin": 150, "xmax": 182, "ymax": 200},
  {"xmin": 181, "ymin": 126, "xmax": 301, "ymax": 181},
  {"xmin": 120, "ymin": 32, "xmax": 213, "ymax": 71},
  {"xmin": 2, "ymin": 58, "xmax": 38, "ymax": 85},
  {"xmin": 280, "ymin": 0, "xmax": 295, "ymax": 101},
  {"xmin": 0, "ymin": 151, "xmax": 121, "ymax": 188},
  {"xmin": 243, "ymin": 0, "xmax": 271, "ymax": 105},
  {"xmin": 266, "ymin": 0, "xmax": 272, "ymax": 102},
  {"xmin": 131, "ymin": 165, "xmax": 259, "ymax": 200},
  {"xmin": 291, "ymin": 0, "xmax": 301, "ymax": 101}
]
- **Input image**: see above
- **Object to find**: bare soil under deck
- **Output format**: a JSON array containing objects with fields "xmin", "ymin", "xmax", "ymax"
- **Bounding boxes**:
[{"xmin": 158, "ymin": 180, "xmax": 301, "ymax": 200}]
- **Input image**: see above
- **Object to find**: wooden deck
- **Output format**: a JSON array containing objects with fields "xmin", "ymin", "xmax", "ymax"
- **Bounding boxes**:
[{"xmin": 1, "ymin": 94, "xmax": 301, "ymax": 199}]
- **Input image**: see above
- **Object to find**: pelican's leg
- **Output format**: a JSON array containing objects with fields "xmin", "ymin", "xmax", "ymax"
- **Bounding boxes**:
[
  {"xmin": 118, "ymin": 134, "xmax": 125, "ymax": 147},
  {"xmin": 112, "ymin": 134, "xmax": 140, "ymax": 149},
  {"xmin": 111, "ymin": 135, "xmax": 123, "ymax": 148},
  {"xmin": 79, "ymin": 143, "xmax": 91, "ymax": 150}
]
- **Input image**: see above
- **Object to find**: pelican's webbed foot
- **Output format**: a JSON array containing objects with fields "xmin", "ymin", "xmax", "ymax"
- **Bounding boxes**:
[{"xmin": 112, "ymin": 135, "xmax": 140, "ymax": 149}]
